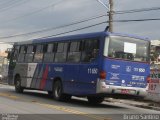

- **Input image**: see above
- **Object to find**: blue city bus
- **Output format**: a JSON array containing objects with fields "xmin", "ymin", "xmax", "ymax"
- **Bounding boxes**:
[{"xmin": 7, "ymin": 31, "xmax": 150, "ymax": 104}]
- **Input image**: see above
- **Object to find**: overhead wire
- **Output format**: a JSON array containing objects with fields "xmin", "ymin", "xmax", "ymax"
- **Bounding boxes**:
[
  {"xmin": 24, "ymin": 17, "xmax": 160, "ymax": 41},
  {"xmin": 0, "ymin": 0, "xmax": 28, "ymax": 13},
  {"xmin": 96, "ymin": 0, "xmax": 110, "ymax": 10},
  {"xmin": 114, "ymin": 7, "xmax": 160, "ymax": 14},
  {"xmin": 0, "ymin": 0, "xmax": 15, "ymax": 7},
  {"xmin": 26, "ymin": 21, "xmax": 107, "ymax": 40},
  {"xmin": 0, "ymin": 0, "xmax": 108, "ymax": 42},
  {"xmin": 0, "ymin": 0, "xmax": 18, "ymax": 9},
  {"xmin": 0, "ymin": 21, "xmax": 107, "ymax": 43},
  {"xmin": 0, "ymin": 14, "xmax": 107, "ymax": 39},
  {"xmin": 3, "ymin": 0, "xmax": 160, "ymax": 42},
  {"xmin": 112, "ymin": 18, "xmax": 160, "ymax": 22},
  {"xmin": 0, "ymin": 0, "xmax": 65, "ymax": 24},
  {"xmin": 0, "ymin": 0, "xmax": 11, "ymax": 4}
]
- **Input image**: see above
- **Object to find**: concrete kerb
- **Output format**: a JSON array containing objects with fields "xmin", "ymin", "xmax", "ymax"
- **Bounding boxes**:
[
  {"xmin": 0, "ymin": 82, "xmax": 8, "ymax": 85},
  {"xmin": 105, "ymin": 98, "xmax": 160, "ymax": 111}
]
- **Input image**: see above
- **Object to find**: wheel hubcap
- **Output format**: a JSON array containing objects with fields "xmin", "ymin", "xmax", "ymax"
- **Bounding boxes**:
[
  {"xmin": 55, "ymin": 86, "xmax": 61, "ymax": 97},
  {"xmin": 16, "ymin": 81, "xmax": 20, "ymax": 88}
]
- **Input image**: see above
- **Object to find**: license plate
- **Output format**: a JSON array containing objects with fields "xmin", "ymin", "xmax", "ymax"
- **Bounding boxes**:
[{"xmin": 121, "ymin": 89, "xmax": 129, "ymax": 94}]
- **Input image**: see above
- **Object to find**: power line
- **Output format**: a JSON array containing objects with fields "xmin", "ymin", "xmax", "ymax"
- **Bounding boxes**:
[
  {"xmin": 4, "ymin": 17, "xmax": 159, "ymax": 42},
  {"xmin": 0, "ymin": 0, "xmax": 28, "ymax": 13},
  {"xmin": 4, "ymin": 21, "xmax": 106, "ymax": 43},
  {"xmin": 0, "ymin": 0, "xmax": 64, "ymax": 23},
  {"xmin": 0, "ymin": 0, "xmax": 12, "ymax": 5},
  {"xmin": 32, "ymin": 21, "xmax": 107, "ymax": 40},
  {"xmin": 97, "ymin": 0, "xmax": 110, "ymax": 10},
  {"xmin": 0, "ymin": 0, "xmax": 19, "ymax": 9},
  {"xmin": 1, "ymin": 0, "xmax": 95, "ymax": 24},
  {"xmin": 2, "ymin": 17, "xmax": 159, "ymax": 40},
  {"xmin": 112, "ymin": 18, "xmax": 160, "ymax": 22},
  {"xmin": 0, "ymin": 14, "xmax": 107, "ymax": 39},
  {"xmin": 0, "ymin": 0, "xmax": 16, "ymax": 7},
  {"xmin": 114, "ymin": 7, "xmax": 160, "ymax": 14}
]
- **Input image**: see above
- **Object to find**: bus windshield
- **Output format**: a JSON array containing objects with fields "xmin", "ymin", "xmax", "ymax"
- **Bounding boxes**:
[{"xmin": 104, "ymin": 36, "xmax": 150, "ymax": 62}]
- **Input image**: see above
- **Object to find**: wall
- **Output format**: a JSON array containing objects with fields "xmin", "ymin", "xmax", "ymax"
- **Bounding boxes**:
[{"xmin": 146, "ymin": 66, "xmax": 160, "ymax": 102}]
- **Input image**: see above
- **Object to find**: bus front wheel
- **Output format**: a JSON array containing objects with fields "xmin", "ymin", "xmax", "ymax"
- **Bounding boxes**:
[
  {"xmin": 15, "ymin": 76, "xmax": 23, "ymax": 93},
  {"xmin": 53, "ymin": 80, "xmax": 71, "ymax": 101},
  {"xmin": 87, "ymin": 96, "xmax": 104, "ymax": 104}
]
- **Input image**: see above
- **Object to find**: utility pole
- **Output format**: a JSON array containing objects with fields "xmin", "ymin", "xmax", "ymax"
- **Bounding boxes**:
[
  {"xmin": 97, "ymin": 0, "xmax": 113, "ymax": 32},
  {"xmin": 109, "ymin": 0, "xmax": 113, "ymax": 32}
]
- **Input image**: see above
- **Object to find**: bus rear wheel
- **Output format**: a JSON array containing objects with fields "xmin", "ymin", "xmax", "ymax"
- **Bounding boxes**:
[
  {"xmin": 15, "ymin": 76, "xmax": 23, "ymax": 93},
  {"xmin": 87, "ymin": 96, "xmax": 104, "ymax": 104},
  {"xmin": 53, "ymin": 80, "xmax": 71, "ymax": 101}
]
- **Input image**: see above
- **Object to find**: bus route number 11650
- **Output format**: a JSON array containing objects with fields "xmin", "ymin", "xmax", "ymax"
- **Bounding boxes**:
[{"xmin": 88, "ymin": 68, "xmax": 98, "ymax": 74}]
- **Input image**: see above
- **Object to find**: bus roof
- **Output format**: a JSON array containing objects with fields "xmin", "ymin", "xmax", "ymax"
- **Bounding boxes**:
[
  {"xmin": 110, "ymin": 32, "xmax": 150, "ymax": 41},
  {"xmin": 14, "ymin": 31, "xmax": 150, "ymax": 45}
]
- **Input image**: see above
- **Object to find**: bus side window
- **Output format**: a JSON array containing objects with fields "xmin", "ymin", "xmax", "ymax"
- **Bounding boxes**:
[
  {"xmin": 81, "ymin": 39, "xmax": 99, "ymax": 62},
  {"xmin": 25, "ymin": 45, "xmax": 34, "ymax": 63},
  {"xmin": 33, "ymin": 44, "xmax": 43, "ymax": 63},
  {"xmin": 54, "ymin": 42, "xmax": 68, "ymax": 63},
  {"xmin": 67, "ymin": 41, "xmax": 81, "ymax": 63},
  {"xmin": 43, "ymin": 43, "xmax": 55, "ymax": 63},
  {"xmin": 33, "ymin": 45, "xmax": 36, "ymax": 53},
  {"xmin": 13, "ymin": 46, "xmax": 20, "ymax": 61},
  {"xmin": 43, "ymin": 44, "xmax": 48, "ymax": 53},
  {"xmin": 18, "ymin": 46, "xmax": 27, "ymax": 63}
]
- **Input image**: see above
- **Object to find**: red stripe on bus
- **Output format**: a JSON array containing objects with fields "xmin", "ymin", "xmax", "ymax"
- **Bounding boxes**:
[{"xmin": 40, "ymin": 65, "xmax": 49, "ymax": 89}]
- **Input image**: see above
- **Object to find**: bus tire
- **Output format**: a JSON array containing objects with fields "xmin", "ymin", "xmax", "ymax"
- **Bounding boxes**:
[
  {"xmin": 53, "ymin": 80, "xmax": 71, "ymax": 101},
  {"xmin": 87, "ymin": 96, "xmax": 104, "ymax": 104},
  {"xmin": 15, "ymin": 76, "xmax": 23, "ymax": 93}
]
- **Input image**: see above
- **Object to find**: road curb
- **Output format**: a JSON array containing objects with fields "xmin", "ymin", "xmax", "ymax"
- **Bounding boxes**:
[
  {"xmin": 0, "ymin": 82, "xmax": 8, "ymax": 85},
  {"xmin": 130, "ymin": 103, "xmax": 160, "ymax": 111},
  {"xmin": 105, "ymin": 98, "xmax": 160, "ymax": 111}
]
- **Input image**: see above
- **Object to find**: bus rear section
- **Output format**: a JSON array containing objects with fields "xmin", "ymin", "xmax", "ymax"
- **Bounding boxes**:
[{"xmin": 96, "ymin": 35, "xmax": 150, "ymax": 97}]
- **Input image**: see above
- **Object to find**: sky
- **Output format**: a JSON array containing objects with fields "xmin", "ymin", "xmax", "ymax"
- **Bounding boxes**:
[{"xmin": 0, "ymin": 0, "xmax": 160, "ymax": 43}]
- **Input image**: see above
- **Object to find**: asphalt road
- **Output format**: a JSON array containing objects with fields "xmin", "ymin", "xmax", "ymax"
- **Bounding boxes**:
[{"xmin": 0, "ymin": 84, "xmax": 160, "ymax": 120}]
